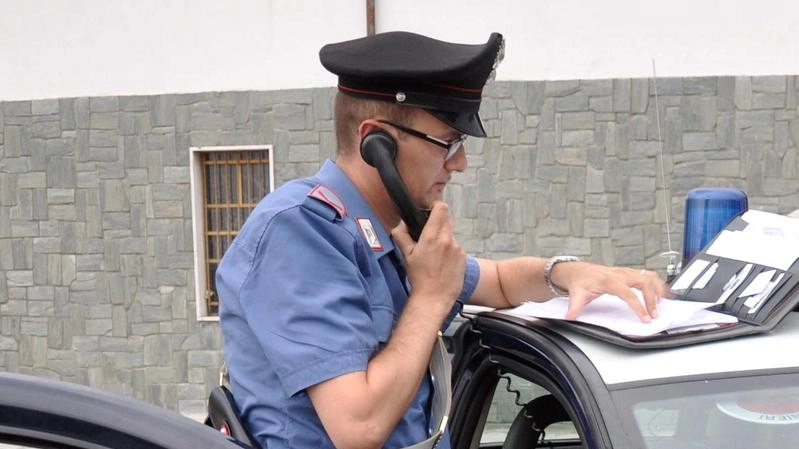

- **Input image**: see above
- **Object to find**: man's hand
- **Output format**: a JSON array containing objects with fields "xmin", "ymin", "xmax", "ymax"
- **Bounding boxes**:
[
  {"xmin": 392, "ymin": 201, "xmax": 466, "ymax": 316},
  {"xmin": 308, "ymin": 201, "xmax": 466, "ymax": 449},
  {"xmin": 552, "ymin": 262, "xmax": 670, "ymax": 323}
]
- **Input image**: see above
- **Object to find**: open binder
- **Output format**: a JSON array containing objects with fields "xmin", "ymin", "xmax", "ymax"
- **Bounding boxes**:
[{"xmin": 512, "ymin": 210, "xmax": 799, "ymax": 349}]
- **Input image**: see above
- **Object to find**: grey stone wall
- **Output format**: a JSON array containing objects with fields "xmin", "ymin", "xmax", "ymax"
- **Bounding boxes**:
[
  {"xmin": 1, "ymin": 76, "xmax": 798, "ymax": 416},
  {"xmin": 464, "ymin": 76, "xmax": 799, "ymax": 268}
]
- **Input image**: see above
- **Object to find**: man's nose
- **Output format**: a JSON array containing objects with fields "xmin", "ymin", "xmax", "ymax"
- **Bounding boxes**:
[{"xmin": 444, "ymin": 144, "xmax": 467, "ymax": 172}]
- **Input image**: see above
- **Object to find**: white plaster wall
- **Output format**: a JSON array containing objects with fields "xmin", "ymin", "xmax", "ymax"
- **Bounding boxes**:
[
  {"xmin": 0, "ymin": 0, "xmax": 365, "ymax": 101},
  {"xmin": 378, "ymin": 0, "xmax": 799, "ymax": 81},
  {"xmin": 2, "ymin": 0, "xmax": 798, "ymax": 101}
]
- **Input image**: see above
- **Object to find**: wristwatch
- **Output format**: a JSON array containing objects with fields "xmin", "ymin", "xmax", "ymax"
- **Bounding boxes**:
[{"xmin": 543, "ymin": 256, "xmax": 580, "ymax": 296}]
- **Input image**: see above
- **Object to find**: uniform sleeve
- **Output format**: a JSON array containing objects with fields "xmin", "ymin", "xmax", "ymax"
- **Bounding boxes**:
[
  {"xmin": 237, "ymin": 206, "xmax": 377, "ymax": 396},
  {"xmin": 461, "ymin": 255, "xmax": 480, "ymax": 302},
  {"xmin": 443, "ymin": 255, "xmax": 481, "ymax": 328}
]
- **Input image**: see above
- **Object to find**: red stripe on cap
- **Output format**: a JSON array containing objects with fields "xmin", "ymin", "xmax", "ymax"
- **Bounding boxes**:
[
  {"xmin": 338, "ymin": 84, "xmax": 395, "ymax": 98},
  {"xmin": 428, "ymin": 82, "xmax": 484, "ymax": 94}
]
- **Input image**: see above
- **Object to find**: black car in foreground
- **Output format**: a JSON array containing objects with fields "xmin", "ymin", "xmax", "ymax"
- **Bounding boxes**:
[{"xmin": 0, "ymin": 370, "xmax": 243, "ymax": 449}]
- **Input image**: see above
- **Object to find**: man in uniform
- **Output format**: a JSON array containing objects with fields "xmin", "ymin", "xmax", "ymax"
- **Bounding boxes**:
[{"xmin": 216, "ymin": 31, "xmax": 667, "ymax": 449}]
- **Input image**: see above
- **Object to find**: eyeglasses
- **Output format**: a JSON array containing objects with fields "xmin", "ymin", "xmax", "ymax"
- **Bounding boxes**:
[{"xmin": 377, "ymin": 120, "xmax": 467, "ymax": 161}]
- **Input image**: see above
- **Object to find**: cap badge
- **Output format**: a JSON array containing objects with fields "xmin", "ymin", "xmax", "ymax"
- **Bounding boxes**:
[{"xmin": 395, "ymin": 92, "xmax": 406, "ymax": 103}]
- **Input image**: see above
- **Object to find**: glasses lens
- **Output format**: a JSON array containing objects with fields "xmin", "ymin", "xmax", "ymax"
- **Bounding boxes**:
[{"xmin": 445, "ymin": 137, "xmax": 466, "ymax": 160}]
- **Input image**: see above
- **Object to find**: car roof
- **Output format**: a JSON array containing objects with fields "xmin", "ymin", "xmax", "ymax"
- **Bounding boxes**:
[
  {"xmin": 0, "ymin": 371, "xmax": 241, "ymax": 449},
  {"xmin": 547, "ymin": 312, "xmax": 799, "ymax": 386}
]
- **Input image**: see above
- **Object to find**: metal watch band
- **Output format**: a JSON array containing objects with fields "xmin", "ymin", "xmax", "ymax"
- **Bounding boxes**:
[{"xmin": 544, "ymin": 256, "xmax": 580, "ymax": 296}]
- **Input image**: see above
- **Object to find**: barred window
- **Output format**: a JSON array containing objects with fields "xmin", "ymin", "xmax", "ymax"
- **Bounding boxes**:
[{"xmin": 190, "ymin": 145, "xmax": 274, "ymax": 319}]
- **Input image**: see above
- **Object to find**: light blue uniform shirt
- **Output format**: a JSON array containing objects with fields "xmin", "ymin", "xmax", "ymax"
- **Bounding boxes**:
[{"xmin": 216, "ymin": 160, "xmax": 480, "ymax": 449}]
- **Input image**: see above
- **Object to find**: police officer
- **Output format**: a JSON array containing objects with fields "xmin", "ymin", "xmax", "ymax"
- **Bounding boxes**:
[{"xmin": 216, "ymin": 31, "xmax": 667, "ymax": 449}]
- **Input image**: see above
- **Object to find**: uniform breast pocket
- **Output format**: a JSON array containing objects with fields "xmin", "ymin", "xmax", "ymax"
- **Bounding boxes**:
[
  {"xmin": 368, "ymin": 252, "xmax": 406, "ymax": 343},
  {"xmin": 368, "ymin": 277, "xmax": 399, "ymax": 344},
  {"xmin": 371, "ymin": 307, "xmax": 395, "ymax": 344}
]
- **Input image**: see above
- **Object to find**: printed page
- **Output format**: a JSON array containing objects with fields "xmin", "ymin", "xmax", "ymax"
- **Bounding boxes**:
[{"xmin": 502, "ymin": 292, "xmax": 738, "ymax": 338}]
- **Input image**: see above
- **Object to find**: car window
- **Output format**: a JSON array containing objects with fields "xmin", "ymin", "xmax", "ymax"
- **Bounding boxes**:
[
  {"xmin": 613, "ymin": 372, "xmax": 799, "ymax": 449},
  {"xmin": 631, "ymin": 393, "xmax": 799, "ymax": 449},
  {"xmin": 480, "ymin": 373, "xmax": 581, "ymax": 447}
]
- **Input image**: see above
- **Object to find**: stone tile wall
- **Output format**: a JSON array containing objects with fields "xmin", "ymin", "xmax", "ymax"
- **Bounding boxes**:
[{"xmin": 0, "ymin": 76, "xmax": 797, "ymax": 415}]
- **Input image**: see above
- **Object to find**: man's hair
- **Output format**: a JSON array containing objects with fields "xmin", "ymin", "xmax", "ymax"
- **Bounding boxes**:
[{"xmin": 334, "ymin": 93, "xmax": 416, "ymax": 157}]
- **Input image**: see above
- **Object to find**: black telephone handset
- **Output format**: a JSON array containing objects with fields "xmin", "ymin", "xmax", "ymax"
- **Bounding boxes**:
[{"xmin": 360, "ymin": 130, "xmax": 430, "ymax": 241}]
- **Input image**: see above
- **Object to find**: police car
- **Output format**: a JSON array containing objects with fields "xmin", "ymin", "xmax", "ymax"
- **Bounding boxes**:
[
  {"xmin": 201, "ymin": 302, "xmax": 799, "ymax": 449},
  {"xmin": 447, "ymin": 306, "xmax": 799, "ymax": 449},
  {"xmin": 444, "ymin": 207, "xmax": 799, "ymax": 449}
]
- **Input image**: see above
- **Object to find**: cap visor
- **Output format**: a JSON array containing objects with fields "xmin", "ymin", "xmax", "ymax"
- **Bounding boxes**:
[{"xmin": 426, "ymin": 110, "xmax": 486, "ymax": 138}]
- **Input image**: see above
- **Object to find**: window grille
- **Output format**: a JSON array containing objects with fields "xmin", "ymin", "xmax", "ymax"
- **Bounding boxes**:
[{"xmin": 190, "ymin": 145, "xmax": 273, "ymax": 319}]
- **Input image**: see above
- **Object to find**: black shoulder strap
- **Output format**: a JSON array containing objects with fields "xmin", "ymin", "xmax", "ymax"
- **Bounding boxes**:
[{"xmin": 205, "ymin": 385, "xmax": 263, "ymax": 449}]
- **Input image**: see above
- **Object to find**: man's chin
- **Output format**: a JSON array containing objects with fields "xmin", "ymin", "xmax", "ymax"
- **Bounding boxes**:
[{"xmin": 421, "ymin": 194, "xmax": 444, "ymax": 208}]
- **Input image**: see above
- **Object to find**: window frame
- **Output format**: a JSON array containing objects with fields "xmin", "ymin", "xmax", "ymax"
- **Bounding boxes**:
[
  {"xmin": 449, "ymin": 317, "xmax": 611, "ymax": 449},
  {"xmin": 476, "ymin": 355, "xmax": 584, "ymax": 448},
  {"xmin": 189, "ymin": 144, "xmax": 274, "ymax": 321}
]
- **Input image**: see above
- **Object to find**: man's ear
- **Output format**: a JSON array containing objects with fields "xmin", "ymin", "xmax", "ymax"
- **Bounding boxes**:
[
  {"xmin": 359, "ymin": 122, "xmax": 397, "ymax": 166},
  {"xmin": 357, "ymin": 119, "xmax": 389, "ymax": 141}
]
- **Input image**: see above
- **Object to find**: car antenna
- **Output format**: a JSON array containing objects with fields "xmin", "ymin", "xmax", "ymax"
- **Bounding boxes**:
[{"xmin": 652, "ymin": 59, "xmax": 680, "ymax": 282}]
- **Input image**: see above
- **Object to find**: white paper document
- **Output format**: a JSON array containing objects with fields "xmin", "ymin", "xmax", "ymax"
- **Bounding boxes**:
[
  {"xmin": 671, "ymin": 259, "xmax": 710, "ymax": 291},
  {"xmin": 705, "ymin": 210, "xmax": 799, "ymax": 270},
  {"xmin": 706, "ymin": 230, "xmax": 799, "ymax": 270},
  {"xmin": 502, "ymin": 291, "xmax": 738, "ymax": 338},
  {"xmin": 745, "ymin": 273, "xmax": 785, "ymax": 315},
  {"xmin": 739, "ymin": 269, "xmax": 776, "ymax": 297},
  {"xmin": 693, "ymin": 262, "xmax": 718, "ymax": 289},
  {"xmin": 716, "ymin": 263, "xmax": 753, "ymax": 304},
  {"xmin": 741, "ymin": 210, "xmax": 799, "ymax": 241}
]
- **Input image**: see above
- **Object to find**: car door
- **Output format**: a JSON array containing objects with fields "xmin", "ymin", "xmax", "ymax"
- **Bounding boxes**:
[{"xmin": 448, "ymin": 312, "xmax": 615, "ymax": 449}]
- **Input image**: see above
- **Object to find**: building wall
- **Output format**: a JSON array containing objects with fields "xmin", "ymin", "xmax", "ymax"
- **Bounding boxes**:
[
  {"xmin": 4, "ymin": 0, "xmax": 799, "ymax": 101},
  {"xmin": 1, "ymin": 76, "xmax": 798, "ymax": 416}
]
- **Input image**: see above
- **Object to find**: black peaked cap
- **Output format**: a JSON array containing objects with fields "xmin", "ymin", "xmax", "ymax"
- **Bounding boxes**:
[{"xmin": 320, "ymin": 31, "xmax": 504, "ymax": 137}]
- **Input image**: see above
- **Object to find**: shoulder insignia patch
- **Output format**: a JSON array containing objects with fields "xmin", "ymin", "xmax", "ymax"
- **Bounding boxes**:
[{"xmin": 308, "ymin": 184, "xmax": 347, "ymax": 218}]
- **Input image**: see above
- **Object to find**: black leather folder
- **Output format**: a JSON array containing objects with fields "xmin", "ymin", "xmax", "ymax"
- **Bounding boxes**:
[{"xmin": 548, "ymin": 211, "xmax": 799, "ymax": 349}]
